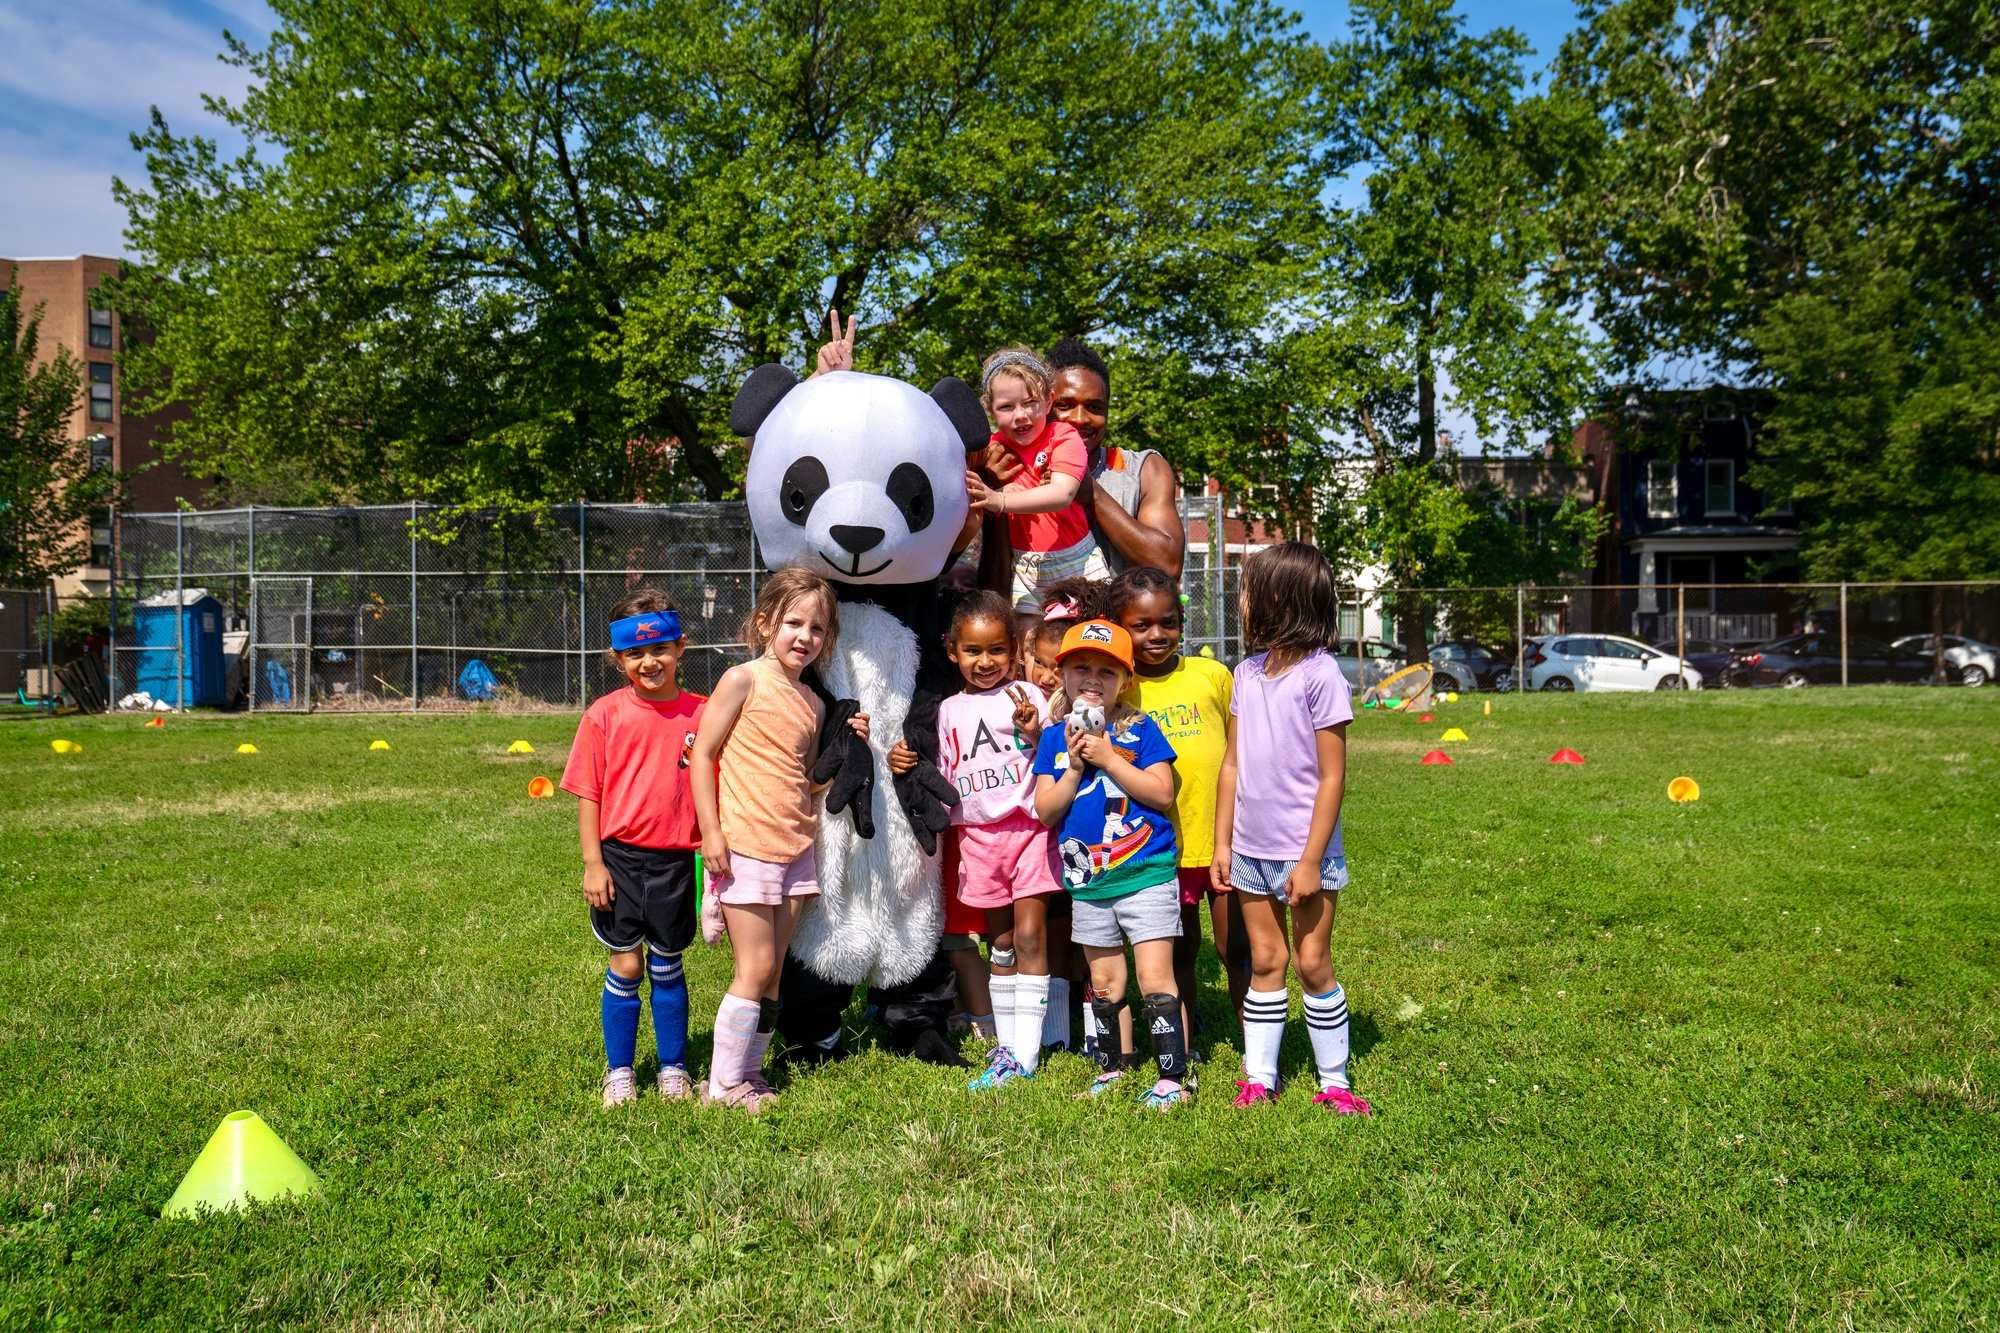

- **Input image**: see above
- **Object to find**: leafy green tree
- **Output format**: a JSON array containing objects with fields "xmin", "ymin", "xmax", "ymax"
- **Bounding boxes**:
[
  {"xmin": 1554, "ymin": 0, "xmax": 2000, "ymax": 580},
  {"xmin": 0, "ymin": 279, "xmax": 120, "ymax": 585},
  {"xmin": 1309, "ymin": 0, "xmax": 1604, "ymax": 656},
  {"xmin": 110, "ymin": 0, "xmax": 1324, "ymax": 507}
]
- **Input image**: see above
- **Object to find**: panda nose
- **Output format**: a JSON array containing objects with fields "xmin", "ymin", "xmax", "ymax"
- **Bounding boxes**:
[{"xmin": 829, "ymin": 524, "xmax": 885, "ymax": 555}]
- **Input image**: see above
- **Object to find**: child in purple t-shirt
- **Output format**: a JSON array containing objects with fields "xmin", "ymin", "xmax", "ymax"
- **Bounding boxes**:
[
  {"xmin": 890, "ymin": 590, "xmax": 1058, "ymax": 1087},
  {"xmin": 1212, "ymin": 542, "xmax": 1373, "ymax": 1116}
]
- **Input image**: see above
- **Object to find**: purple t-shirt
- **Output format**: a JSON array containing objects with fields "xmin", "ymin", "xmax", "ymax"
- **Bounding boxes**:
[{"xmin": 1229, "ymin": 648, "xmax": 1353, "ymax": 859}]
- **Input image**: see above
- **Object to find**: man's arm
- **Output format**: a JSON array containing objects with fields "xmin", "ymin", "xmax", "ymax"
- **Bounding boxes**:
[{"xmin": 1090, "ymin": 451, "xmax": 1185, "ymax": 576}]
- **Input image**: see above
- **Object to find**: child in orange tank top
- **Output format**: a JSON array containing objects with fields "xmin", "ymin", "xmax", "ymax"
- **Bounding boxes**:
[{"xmin": 690, "ymin": 568, "xmax": 868, "ymax": 1113}]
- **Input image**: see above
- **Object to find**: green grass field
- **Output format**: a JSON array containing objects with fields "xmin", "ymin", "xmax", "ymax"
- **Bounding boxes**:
[{"xmin": 2, "ymin": 690, "xmax": 1997, "ymax": 1328}]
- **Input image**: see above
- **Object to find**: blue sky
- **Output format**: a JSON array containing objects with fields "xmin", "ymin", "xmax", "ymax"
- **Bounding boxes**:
[{"xmin": 0, "ymin": 0, "xmax": 1587, "ymax": 260}]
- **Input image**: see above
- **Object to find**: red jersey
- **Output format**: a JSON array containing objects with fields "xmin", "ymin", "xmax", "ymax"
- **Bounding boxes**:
[
  {"xmin": 993, "ymin": 418, "xmax": 1091, "ymax": 552},
  {"xmin": 560, "ymin": 687, "xmax": 705, "ymax": 849}
]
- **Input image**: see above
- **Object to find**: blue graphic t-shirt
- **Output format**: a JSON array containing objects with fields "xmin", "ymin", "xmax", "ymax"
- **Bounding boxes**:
[{"xmin": 1031, "ymin": 713, "xmax": 1179, "ymax": 902}]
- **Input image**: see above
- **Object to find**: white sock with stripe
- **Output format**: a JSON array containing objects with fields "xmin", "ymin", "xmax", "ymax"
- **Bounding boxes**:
[
  {"xmin": 1242, "ymin": 986, "xmax": 1287, "ymax": 1089},
  {"xmin": 1303, "ymin": 984, "xmax": 1352, "ymax": 1091},
  {"xmin": 1012, "ymin": 975, "xmax": 1051, "ymax": 1073},
  {"xmin": 989, "ymin": 973, "xmax": 1018, "ymax": 1056}
]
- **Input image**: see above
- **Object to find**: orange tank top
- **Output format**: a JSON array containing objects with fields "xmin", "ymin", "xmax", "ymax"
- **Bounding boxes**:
[{"xmin": 717, "ymin": 656, "xmax": 820, "ymax": 862}]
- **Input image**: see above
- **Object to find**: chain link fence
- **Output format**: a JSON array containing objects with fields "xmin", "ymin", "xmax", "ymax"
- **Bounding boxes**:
[
  {"xmin": 99, "ymin": 500, "xmax": 1997, "ymax": 711},
  {"xmin": 105, "ymin": 497, "xmax": 1238, "ymax": 712}
]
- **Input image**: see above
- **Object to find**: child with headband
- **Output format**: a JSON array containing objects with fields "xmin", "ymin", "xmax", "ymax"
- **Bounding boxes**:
[
  {"xmin": 965, "ymin": 346, "xmax": 1109, "ymax": 623},
  {"xmin": 561, "ymin": 588, "xmax": 706, "ymax": 1109}
]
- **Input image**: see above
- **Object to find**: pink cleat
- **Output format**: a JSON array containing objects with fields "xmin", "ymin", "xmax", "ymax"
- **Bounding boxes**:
[
  {"xmin": 1231, "ymin": 1080, "xmax": 1276, "ymax": 1107},
  {"xmin": 1313, "ymin": 1087, "xmax": 1373, "ymax": 1116}
]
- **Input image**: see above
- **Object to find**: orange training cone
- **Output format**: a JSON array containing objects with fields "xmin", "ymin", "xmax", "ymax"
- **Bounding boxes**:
[
  {"xmin": 527, "ymin": 775, "xmax": 555, "ymax": 798},
  {"xmin": 161, "ymin": 1110, "xmax": 321, "ymax": 1219},
  {"xmin": 1668, "ymin": 776, "xmax": 1701, "ymax": 803},
  {"xmin": 145, "ymin": 716, "xmax": 165, "ymax": 729},
  {"xmin": 1420, "ymin": 749, "xmax": 1454, "ymax": 765},
  {"xmin": 1549, "ymin": 748, "xmax": 1585, "ymax": 765},
  {"xmin": 1417, "ymin": 712, "xmax": 1435, "ymax": 723}
]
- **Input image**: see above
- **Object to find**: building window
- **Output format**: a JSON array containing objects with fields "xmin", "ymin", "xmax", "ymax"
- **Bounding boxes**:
[
  {"xmin": 1704, "ymin": 459, "xmax": 1735, "ymax": 515},
  {"xmin": 88, "ymin": 434, "xmax": 112, "ymax": 472},
  {"xmin": 88, "ymin": 363, "xmax": 113, "ymax": 420},
  {"xmin": 88, "ymin": 306, "xmax": 113, "ymax": 348},
  {"xmin": 1646, "ymin": 460, "xmax": 1677, "ymax": 519},
  {"xmin": 90, "ymin": 514, "xmax": 113, "ymax": 570}
]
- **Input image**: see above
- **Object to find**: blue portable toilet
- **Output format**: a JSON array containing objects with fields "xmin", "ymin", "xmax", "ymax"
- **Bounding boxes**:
[{"xmin": 132, "ymin": 588, "xmax": 226, "ymax": 708}]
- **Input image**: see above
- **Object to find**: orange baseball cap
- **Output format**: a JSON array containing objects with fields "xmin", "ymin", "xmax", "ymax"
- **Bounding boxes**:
[{"xmin": 1056, "ymin": 619, "xmax": 1134, "ymax": 672}]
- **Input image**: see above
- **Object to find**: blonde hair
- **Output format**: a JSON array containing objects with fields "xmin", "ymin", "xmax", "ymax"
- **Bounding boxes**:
[
  {"xmin": 979, "ymin": 345, "xmax": 1052, "ymax": 411},
  {"xmin": 744, "ymin": 566, "xmax": 839, "ymax": 661}
]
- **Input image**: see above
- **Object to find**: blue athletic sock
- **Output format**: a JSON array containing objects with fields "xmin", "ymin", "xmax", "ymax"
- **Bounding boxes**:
[
  {"xmin": 648, "ymin": 952, "xmax": 690, "ymax": 1070},
  {"xmin": 602, "ymin": 966, "xmax": 642, "ymax": 1070}
]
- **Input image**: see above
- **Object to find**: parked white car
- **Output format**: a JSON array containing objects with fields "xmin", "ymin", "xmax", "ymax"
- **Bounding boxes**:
[
  {"xmin": 1525, "ymin": 634, "xmax": 1704, "ymax": 691},
  {"xmin": 1891, "ymin": 634, "xmax": 1997, "ymax": 687}
]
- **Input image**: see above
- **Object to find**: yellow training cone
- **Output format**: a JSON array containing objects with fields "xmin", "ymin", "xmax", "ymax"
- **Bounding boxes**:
[
  {"xmin": 527, "ymin": 775, "xmax": 555, "ymax": 799},
  {"xmin": 1482, "ymin": 700, "xmax": 1493, "ymax": 716},
  {"xmin": 1444, "ymin": 691, "xmax": 1459, "ymax": 703},
  {"xmin": 369, "ymin": 739, "xmax": 392, "ymax": 751},
  {"xmin": 1668, "ymin": 776, "xmax": 1701, "ymax": 804},
  {"xmin": 162, "ymin": 1110, "xmax": 321, "ymax": 1219},
  {"xmin": 235, "ymin": 743, "xmax": 259, "ymax": 755},
  {"xmin": 50, "ymin": 739, "xmax": 81, "ymax": 754},
  {"xmin": 1440, "ymin": 727, "xmax": 1469, "ymax": 742},
  {"xmin": 506, "ymin": 740, "xmax": 535, "ymax": 755}
]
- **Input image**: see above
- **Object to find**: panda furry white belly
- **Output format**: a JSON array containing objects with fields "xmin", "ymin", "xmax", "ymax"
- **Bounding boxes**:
[{"xmin": 791, "ymin": 602, "xmax": 940, "ymax": 988}]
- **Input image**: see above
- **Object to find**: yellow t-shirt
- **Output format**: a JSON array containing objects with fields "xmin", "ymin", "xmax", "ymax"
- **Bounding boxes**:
[{"xmin": 1126, "ymin": 655, "xmax": 1233, "ymax": 868}]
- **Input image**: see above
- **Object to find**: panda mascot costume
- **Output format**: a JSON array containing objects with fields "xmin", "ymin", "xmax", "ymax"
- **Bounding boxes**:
[{"xmin": 728, "ymin": 362, "xmax": 988, "ymax": 1066}]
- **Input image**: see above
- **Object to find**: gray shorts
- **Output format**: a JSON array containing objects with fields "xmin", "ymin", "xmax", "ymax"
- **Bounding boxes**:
[{"xmin": 1069, "ymin": 879, "xmax": 1182, "ymax": 948}]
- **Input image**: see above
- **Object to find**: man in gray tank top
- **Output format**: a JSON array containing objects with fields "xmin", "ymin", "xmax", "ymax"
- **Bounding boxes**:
[{"xmin": 982, "ymin": 337, "xmax": 1186, "ymax": 577}]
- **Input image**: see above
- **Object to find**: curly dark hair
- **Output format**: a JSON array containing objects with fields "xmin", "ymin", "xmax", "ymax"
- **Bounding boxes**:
[
  {"xmin": 1047, "ymin": 336, "xmax": 1110, "ymax": 395},
  {"xmin": 947, "ymin": 589, "xmax": 1015, "ymax": 645},
  {"xmin": 1102, "ymin": 564, "xmax": 1179, "ymax": 623},
  {"xmin": 1036, "ymin": 575, "xmax": 1105, "ymax": 623}
]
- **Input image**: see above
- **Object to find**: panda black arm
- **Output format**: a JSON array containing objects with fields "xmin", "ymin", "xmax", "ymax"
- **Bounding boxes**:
[
  {"xmin": 804, "ymin": 664, "xmax": 876, "ymax": 840},
  {"xmin": 893, "ymin": 626, "xmax": 962, "ymax": 856}
]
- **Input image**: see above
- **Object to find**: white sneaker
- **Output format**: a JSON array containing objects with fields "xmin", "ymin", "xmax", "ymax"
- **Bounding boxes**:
[{"xmin": 601, "ymin": 1066, "xmax": 638, "ymax": 1109}]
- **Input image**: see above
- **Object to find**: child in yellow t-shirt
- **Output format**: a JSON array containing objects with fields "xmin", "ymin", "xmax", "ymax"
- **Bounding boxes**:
[{"xmin": 1107, "ymin": 566, "xmax": 1244, "ymax": 1032}]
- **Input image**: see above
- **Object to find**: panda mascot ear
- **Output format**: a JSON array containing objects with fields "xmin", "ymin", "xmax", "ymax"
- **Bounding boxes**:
[
  {"xmin": 730, "ymin": 363, "xmax": 799, "ymax": 437},
  {"xmin": 929, "ymin": 377, "xmax": 988, "ymax": 454}
]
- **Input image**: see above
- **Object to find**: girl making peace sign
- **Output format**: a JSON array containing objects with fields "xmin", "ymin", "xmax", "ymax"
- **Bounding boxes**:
[{"xmin": 890, "ymin": 590, "xmax": 1061, "ymax": 1088}]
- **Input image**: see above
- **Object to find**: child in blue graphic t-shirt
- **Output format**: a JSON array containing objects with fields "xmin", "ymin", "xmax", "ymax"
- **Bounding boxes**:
[{"xmin": 1030, "ymin": 618, "xmax": 1191, "ymax": 1109}]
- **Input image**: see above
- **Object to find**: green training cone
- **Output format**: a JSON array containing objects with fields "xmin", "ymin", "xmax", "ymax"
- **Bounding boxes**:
[{"xmin": 162, "ymin": 1110, "xmax": 321, "ymax": 1219}]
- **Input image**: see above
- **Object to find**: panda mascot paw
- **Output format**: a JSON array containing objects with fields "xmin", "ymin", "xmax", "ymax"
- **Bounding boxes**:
[{"xmin": 732, "ymin": 362, "xmax": 988, "ymax": 1048}]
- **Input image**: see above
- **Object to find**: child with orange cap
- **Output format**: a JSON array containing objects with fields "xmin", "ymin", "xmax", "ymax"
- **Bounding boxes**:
[{"xmin": 1031, "ymin": 619, "xmax": 1192, "ymax": 1108}]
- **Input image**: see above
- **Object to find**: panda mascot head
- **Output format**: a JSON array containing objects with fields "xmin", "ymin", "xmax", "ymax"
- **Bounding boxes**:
[
  {"xmin": 730, "ymin": 363, "xmax": 987, "ymax": 992},
  {"xmin": 731, "ymin": 364, "xmax": 985, "ymax": 588}
]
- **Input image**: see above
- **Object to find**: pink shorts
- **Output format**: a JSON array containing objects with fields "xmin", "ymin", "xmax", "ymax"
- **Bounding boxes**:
[
  {"xmin": 957, "ymin": 812, "xmax": 1059, "ymax": 910},
  {"xmin": 716, "ymin": 848, "xmax": 821, "ymax": 906},
  {"xmin": 1178, "ymin": 866, "xmax": 1214, "ymax": 906}
]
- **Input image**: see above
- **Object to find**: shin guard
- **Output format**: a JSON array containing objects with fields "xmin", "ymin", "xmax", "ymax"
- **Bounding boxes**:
[
  {"xmin": 1143, "ymin": 992, "xmax": 1189, "ymax": 1082},
  {"xmin": 1091, "ymin": 998, "xmax": 1130, "ymax": 1073}
]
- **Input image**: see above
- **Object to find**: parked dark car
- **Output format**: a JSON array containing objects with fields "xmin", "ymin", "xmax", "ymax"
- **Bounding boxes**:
[
  {"xmin": 1722, "ymin": 634, "xmax": 1938, "ymax": 687},
  {"xmin": 1429, "ymin": 639, "xmax": 1511, "ymax": 692},
  {"xmin": 1651, "ymin": 637, "xmax": 1737, "ymax": 687}
]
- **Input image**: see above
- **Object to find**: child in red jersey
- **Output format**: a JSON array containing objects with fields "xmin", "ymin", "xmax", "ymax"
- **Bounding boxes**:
[
  {"xmin": 964, "ymin": 346, "xmax": 1109, "ymax": 623},
  {"xmin": 561, "ymin": 588, "xmax": 705, "ymax": 1109}
]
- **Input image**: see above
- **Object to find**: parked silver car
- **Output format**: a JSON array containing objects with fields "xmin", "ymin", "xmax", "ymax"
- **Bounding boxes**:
[{"xmin": 1891, "ymin": 634, "xmax": 1998, "ymax": 687}]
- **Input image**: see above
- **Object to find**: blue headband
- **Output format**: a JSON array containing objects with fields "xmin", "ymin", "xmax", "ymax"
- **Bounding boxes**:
[{"xmin": 610, "ymin": 610, "xmax": 682, "ymax": 650}]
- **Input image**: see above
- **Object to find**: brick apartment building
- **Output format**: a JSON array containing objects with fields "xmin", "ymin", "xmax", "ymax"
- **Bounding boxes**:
[{"xmin": 1, "ymin": 255, "xmax": 204, "ymax": 596}]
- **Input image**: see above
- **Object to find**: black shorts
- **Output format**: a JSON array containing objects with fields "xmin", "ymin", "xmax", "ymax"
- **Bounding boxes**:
[{"xmin": 590, "ymin": 840, "xmax": 697, "ymax": 955}]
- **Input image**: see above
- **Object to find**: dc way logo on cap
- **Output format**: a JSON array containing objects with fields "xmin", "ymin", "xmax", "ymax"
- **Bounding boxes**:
[
  {"xmin": 632, "ymin": 618, "xmax": 664, "ymax": 641},
  {"xmin": 1080, "ymin": 623, "xmax": 1114, "ymax": 645}
]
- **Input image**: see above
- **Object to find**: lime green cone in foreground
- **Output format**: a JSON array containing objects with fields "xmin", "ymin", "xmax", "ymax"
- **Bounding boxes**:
[{"xmin": 161, "ymin": 1111, "xmax": 320, "ymax": 1219}]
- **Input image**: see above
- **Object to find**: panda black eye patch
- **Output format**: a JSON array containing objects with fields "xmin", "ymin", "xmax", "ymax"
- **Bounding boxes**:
[
  {"xmin": 780, "ymin": 456, "xmax": 830, "ymax": 526},
  {"xmin": 886, "ymin": 462, "xmax": 935, "ymax": 533}
]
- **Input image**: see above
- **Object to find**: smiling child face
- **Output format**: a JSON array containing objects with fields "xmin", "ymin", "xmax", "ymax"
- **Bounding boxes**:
[{"xmin": 987, "ymin": 371, "xmax": 1049, "ymax": 450}]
